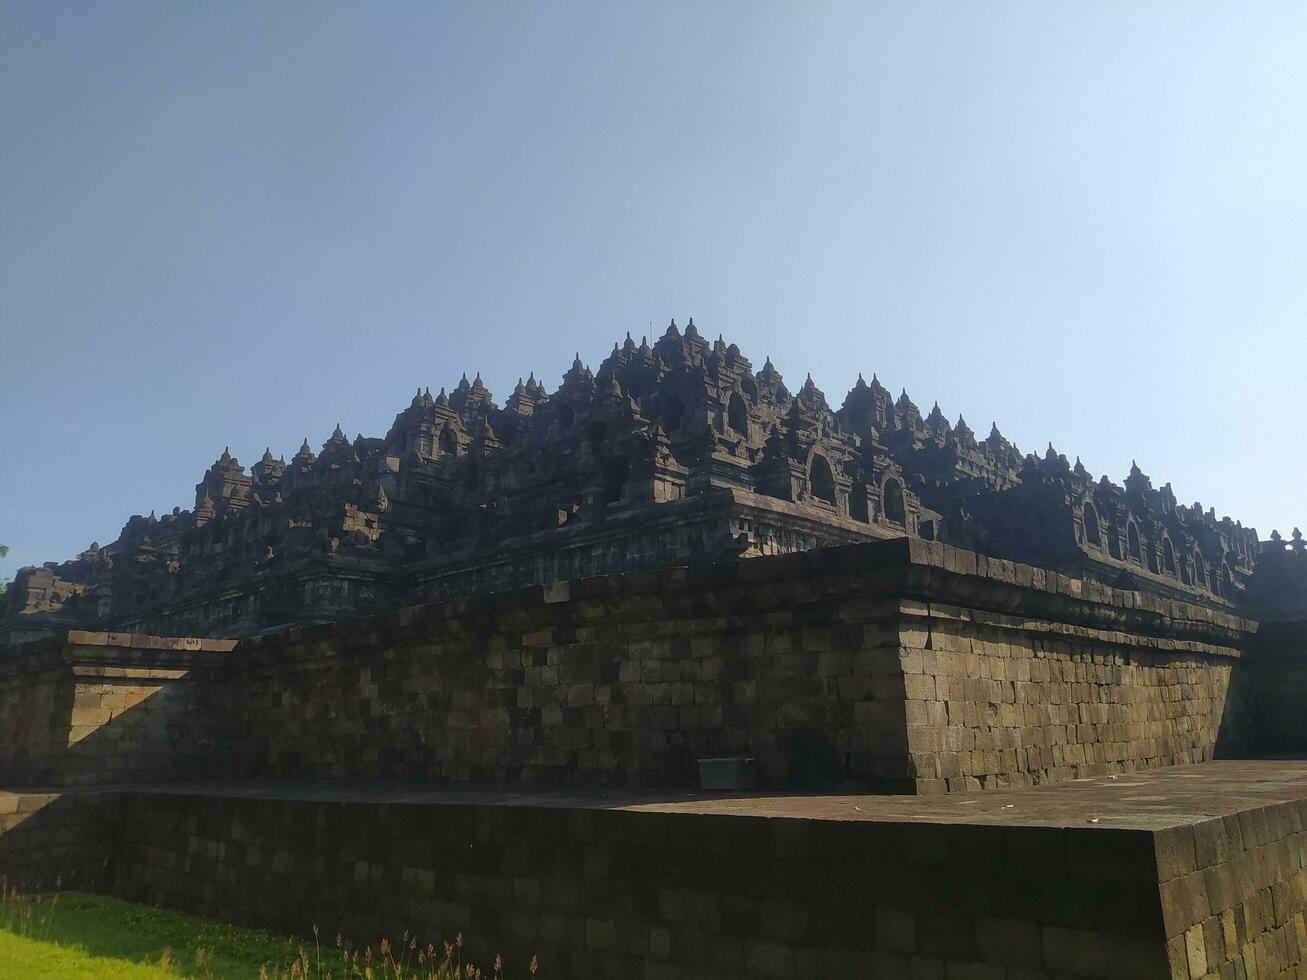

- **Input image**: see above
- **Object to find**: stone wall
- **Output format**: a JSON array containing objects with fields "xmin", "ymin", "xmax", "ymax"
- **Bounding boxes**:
[
  {"xmin": 0, "ymin": 541, "xmax": 1256, "ymax": 794},
  {"xmin": 227, "ymin": 586, "xmax": 913, "ymax": 790},
  {"xmin": 4, "ymin": 767, "xmax": 1305, "ymax": 980},
  {"xmin": 0, "ymin": 632, "xmax": 233, "ymax": 788},
  {"xmin": 225, "ymin": 539, "xmax": 1251, "ymax": 794},
  {"xmin": 1246, "ymin": 619, "xmax": 1307, "ymax": 752},
  {"xmin": 0, "ymin": 789, "xmax": 117, "ymax": 894},
  {"xmin": 1155, "ymin": 803, "xmax": 1307, "ymax": 978},
  {"xmin": 899, "ymin": 599, "xmax": 1238, "ymax": 792},
  {"xmin": 106, "ymin": 789, "xmax": 1177, "ymax": 980}
]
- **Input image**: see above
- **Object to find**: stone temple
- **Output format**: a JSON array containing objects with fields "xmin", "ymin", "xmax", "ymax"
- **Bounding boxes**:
[
  {"xmin": 3, "ymin": 321, "xmax": 1307, "ymax": 979},
  {"xmin": 2, "ymin": 319, "xmax": 1298, "ymax": 643}
]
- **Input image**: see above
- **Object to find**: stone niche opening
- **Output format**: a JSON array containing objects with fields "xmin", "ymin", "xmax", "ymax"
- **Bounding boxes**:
[{"xmin": 809, "ymin": 454, "xmax": 836, "ymax": 505}]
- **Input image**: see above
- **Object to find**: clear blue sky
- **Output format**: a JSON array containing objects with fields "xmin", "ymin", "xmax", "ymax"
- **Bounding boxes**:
[{"xmin": 2, "ymin": 2, "xmax": 1305, "ymax": 581}]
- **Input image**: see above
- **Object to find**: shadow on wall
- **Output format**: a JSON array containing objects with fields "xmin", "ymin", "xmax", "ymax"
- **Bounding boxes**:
[
  {"xmin": 0, "ymin": 634, "xmax": 233, "ymax": 790},
  {"xmin": 1212, "ymin": 617, "xmax": 1307, "ymax": 759},
  {"xmin": 0, "ymin": 790, "xmax": 118, "ymax": 894}
]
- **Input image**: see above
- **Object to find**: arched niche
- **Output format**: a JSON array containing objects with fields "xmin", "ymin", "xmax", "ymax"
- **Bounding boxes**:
[
  {"xmin": 727, "ymin": 393, "xmax": 749, "ymax": 439},
  {"xmin": 602, "ymin": 456, "xmax": 630, "ymax": 504},
  {"xmin": 662, "ymin": 396, "xmax": 684, "ymax": 433},
  {"xmin": 440, "ymin": 427, "xmax": 458, "ymax": 457},
  {"xmin": 882, "ymin": 478, "xmax": 906, "ymax": 525},
  {"xmin": 1082, "ymin": 502, "xmax": 1102, "ymax": 548},
  {"xmin": 850, "ymin": 483, "xmax": 870, "ymax": 523},
  {"xmin": 810, "ymin": 454, "xmax": 836, "ymax": 505}
]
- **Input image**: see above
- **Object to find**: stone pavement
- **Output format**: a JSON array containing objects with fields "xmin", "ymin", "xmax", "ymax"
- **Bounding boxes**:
[{"xmin": 115, "ymin": 757, "xmax": 1307, "ymax": 831}]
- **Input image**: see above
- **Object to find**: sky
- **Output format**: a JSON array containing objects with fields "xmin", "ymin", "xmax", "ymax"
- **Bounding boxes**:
[{"xmin": 2, "ymin": 2, "xmax": 1305, "ymax": 581}]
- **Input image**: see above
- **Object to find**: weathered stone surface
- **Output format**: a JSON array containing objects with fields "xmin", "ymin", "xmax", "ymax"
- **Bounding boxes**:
[
  {"xmin": 0, "ymin": 539, "xmax": 1257, "ymax": 793},
  {"xmin": 0, "ymin": 633, "xmax": 232, "ymax": 787},
  {"xmin": 4, "ymin": 762, "xmax": 1307, "ymax": 980}
]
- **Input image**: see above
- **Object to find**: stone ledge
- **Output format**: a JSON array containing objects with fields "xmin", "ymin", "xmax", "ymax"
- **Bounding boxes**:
[
  {"xmin": 0, "ymin": 630, "xmax": 234, "ymax": 679},
  {"xmin": 4, "ymin": 761, "xmax": 1305, "ymax": 980},
  {"xmin": 236, "ymin": 539, "xmax": 1256, "ymax": 662}
]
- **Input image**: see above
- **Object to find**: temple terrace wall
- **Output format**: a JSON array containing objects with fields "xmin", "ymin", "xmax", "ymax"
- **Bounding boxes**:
[
  {"xmin": 1246, "ymin": 618, "xmax": 1307, "ymax": 753},
  {"xmin": 221, "ymin": 539, "xmax": 1252, "ymax": 794},
  {"xmin": 4, "ymin": 762, "xmax": 1307, "ymax": 980},
  {"xmin": 0, "ymin": 632, "xmax": 232, "ymax": 788},
  {"xmin": 0, "ymin": 540, "xmax": 1257, "ymax": 794}
]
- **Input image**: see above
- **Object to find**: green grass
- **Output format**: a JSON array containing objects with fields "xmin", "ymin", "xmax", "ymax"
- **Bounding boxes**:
[
  {"xmin": 0, "ymin": 892, "xmax": 313, "ymax": 978},
  {"xmin": 0, "ymin": 891, "xmax": 521, "ymax": 978}
]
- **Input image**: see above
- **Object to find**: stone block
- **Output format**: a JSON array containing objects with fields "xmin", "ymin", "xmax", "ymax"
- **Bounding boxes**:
[
  {"xmin": 875, "ymin": 907, "xmax": 916, "ymax": 954},
  {"xmin": 974, "ymin": 916, "xmax": 1041, "ymax": 968}
]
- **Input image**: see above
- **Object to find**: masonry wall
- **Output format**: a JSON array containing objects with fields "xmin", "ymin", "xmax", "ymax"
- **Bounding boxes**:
[
  {"xmin": 0, "ymin": 542, "xmax": 1253, "ymax": 794},
  {"xmin": 224, "ymin": 540, "xmax": 1251, "ymax": 794},
  {"xmin": 0, "ymin": 661, "xmax": 68, "ymax": 785},
  {"xmin": 1246, "ymin": 620, "xmax": 1307, "ymax": 752},
  {"xmin": 900, "ymin": 599, "xmax": 1238, "ymax": 793},
  {"xmin": 109, "ymin": 790, "xmax": 1175, "ymax": 980},
  {"xmin": 1154, "ymin": 802, "xmax": 1307, "ymax": 978},
  {"xmin": 0, "ymin": 789, "xmax": 117, "ymax": 894},
  {"xmin": 5, "ymin": 776, "xmax": 1306, "ymax": 980},
  {"xmin": 0, "ymin": 633, "xmax": 233, "ymax": 788},
  {"xmin": 226, "ymin": 585, "xmax": 915, "ymax": 790}
]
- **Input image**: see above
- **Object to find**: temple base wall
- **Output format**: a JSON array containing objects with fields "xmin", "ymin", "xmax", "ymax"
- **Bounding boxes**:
[
  {"xmin": 901, "ymin": 600, "xmax": 1237, "ymax": 792},
  {"xmin": 0, "ymin": 542, "xmax": 1260, "ymax": 794},
  {"xmin": 1246, "ymin": 619, "xmax": 1307, "ymax": 752},
  {"xmin": 224, "ymin": 541, "xmax": 1250, "ymax": 794},
  {"xmin": 0, "ymin": 633, "xmax": 233, "ymax": 788},
  {"xmin": 5, "ymin": 763, "xmax": 1307, "ymax": 980}
]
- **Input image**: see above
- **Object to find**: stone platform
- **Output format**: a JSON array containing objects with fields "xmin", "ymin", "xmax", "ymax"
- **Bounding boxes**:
[{"xmin": 4, "ymin": 760, "xmax": 1307, "ymax": 979}]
